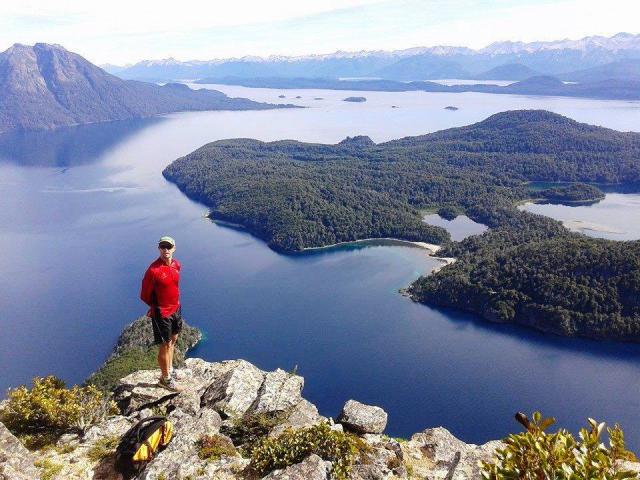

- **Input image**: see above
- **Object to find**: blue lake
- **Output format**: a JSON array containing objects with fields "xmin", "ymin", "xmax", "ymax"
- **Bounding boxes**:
[
  {"xmin": 520, "ymin": 193, "xmax": 640, "ymax": 240},
  {"xmin": 2, "ymin": 87, "xmax": 640, "ymax": 447},
  {"xmin": 422, "ymin": 214, "xmax": 488, "ymax": 241}
]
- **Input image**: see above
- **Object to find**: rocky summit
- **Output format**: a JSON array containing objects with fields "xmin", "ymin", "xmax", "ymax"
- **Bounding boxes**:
[
  {"xmin": 0, "ymin": 43, "xmax": 288, "ymax": 133},
  {"xmin": 0, "ymin": 357, "xmax": 520, "ymax": 479}
]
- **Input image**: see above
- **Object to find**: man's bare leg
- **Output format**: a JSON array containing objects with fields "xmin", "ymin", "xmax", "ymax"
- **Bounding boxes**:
[
  {"xmin": 168, "ymin": 333, "xmax": 179, "ymax": 374},
  {"xmin": 158, "ymin": 341, "xmax": 171, "ymax": 379}
]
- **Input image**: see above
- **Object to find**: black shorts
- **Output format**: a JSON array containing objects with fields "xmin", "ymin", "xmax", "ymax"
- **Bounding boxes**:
[{"xmin": 151, "ymin": 306, "xmax": 183, "ymax": 345}]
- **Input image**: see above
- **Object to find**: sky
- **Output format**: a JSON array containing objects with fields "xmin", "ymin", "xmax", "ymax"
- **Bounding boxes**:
[{"xmin": 0, "ymin": 0, "xmax": 639, "ymax": 65}]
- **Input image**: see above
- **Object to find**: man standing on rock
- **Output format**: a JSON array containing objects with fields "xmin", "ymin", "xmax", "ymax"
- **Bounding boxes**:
[{"xmin": 141, "ymin": 236, "xmax": 184, "ymax": 392}]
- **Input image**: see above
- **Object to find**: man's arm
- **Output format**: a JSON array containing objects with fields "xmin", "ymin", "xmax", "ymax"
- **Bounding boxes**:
[{"xmin": 140, "ymin": 268, "xmax": 155, "ymax": 306}]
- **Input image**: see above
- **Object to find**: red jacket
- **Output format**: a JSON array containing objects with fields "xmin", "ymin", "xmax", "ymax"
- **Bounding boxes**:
[{"xmin": 140, "ymin": 258, "xmax": 181, "ymax": 318}]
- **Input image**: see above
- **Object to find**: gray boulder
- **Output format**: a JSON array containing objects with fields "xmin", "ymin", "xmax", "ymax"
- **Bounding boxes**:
[
  {"xmin": 0, "ymin": 422, "xmax": 39, "ymax": 480},
  {"xmin": 270, "ymin": 399, "xmax": 325, "ymax": 437},
  {"xmin": 351, "ymin": 435, "xmax": 406, "ymax": 479},
  {"xmin": 337, "ymin": 400, "xmax": 388, "ymax": 434},
  {"xmin": 81, "ymin": 415, "xmax": 133, "ymax": 443},
  {"xmin": 251, "ymin": 369, "xmax": 304, "ymax": 414},
  {"xmin": 262, "ymin": 453, "xmax": 328, "ymax": 480},
  {"xmin": 113, "ymin": 369, "xmax": 180, "ymax": 415},
  {"xmin": 403, "ymin": 427, "xmax": 502, "ymax": 480},
  {"xmin": 201, "ymin": 360, "xmax": 265, "ymax": 417}
]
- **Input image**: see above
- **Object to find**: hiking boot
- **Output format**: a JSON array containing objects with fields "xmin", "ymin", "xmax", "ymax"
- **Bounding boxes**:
[
  {"xmin": 171, "ymin": 369, "xmax": 188, "ymax": 381},
  {"xmin": 158, "ymin": 370, "xmax": 176, "ymax": 382},
  {"xmin": 158, "ymin": 376, "xmax": 184, "ymax": 393}
]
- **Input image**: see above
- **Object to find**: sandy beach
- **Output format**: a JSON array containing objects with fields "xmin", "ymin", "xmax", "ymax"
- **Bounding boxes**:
[
  {"xmin": 563, "ymin": 220, "xmax": 626, "ymax": 235},
  {"xmin": 302, "ymin": 237, "xmax": 456, "ymax": 272}
]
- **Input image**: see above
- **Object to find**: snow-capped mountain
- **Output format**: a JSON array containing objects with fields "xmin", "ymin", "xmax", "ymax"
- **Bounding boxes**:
[
  {"xmin": 105, "ymin": 32, "xmax": 640, "ymax": 82},
  {"xmin": 481, "ymin": 32, "xmax": 640, "ymax": 55}
]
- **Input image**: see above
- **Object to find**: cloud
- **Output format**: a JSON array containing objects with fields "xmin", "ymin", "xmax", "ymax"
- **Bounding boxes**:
[{"xmin": 0, "ymin": 0, "xmax": 637, "ymax": 64}]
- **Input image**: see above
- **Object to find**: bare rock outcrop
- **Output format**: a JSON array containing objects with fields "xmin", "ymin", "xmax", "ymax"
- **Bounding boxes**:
[
  {"xmin": 337, "ymin": 400, "xmax": 388, "ymax": 434},
  {"xmin": 0, "ymin": 422, "xmax": 40, "ymax": 480},
  {"xmin": 263, "ymin": 453, "xmax": 328, "ymax": 479},
  {"xmin": 5, "ymin": 357, "xmax": 638, "ymax": 479},
  {"xmin": 400, "ymin": 427, "xmax": 503, "ymax": 480}
]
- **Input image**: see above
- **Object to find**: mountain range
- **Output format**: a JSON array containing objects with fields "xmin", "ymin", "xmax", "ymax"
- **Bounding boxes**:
[
  {"xmin": 0, "ymin": 43, "xmax": 288, "ymax": 133},
  {"xmin": 105, "ymin": 32, "xmax": 640, "ymax": 82}
]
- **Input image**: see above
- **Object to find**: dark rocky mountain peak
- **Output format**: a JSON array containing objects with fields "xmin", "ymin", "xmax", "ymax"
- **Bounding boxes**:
[{"xmin": 0, "ymin": 43, "xmax": 288, "ymax": 133}]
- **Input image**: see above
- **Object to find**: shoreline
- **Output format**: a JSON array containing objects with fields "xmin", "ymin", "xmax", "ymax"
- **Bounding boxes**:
[
  {"xmin": 302, "ymin": 237, "xmax": 456, "ymax": 272},
  {"xmin": 209, "ymin": 217, "xmax": 457, "ymax": 270},
  {"xmin": 302, "ymin": 237, "xmax": 443, "ymax": 254}
]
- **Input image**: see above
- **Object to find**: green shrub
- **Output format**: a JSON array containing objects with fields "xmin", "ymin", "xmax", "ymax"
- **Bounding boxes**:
[
  {"xmin": 86, "ymin": 435, "xmax": 120, "ymax": 462},
  {"xmin": 221, "ymin": 411, "xmax": 288, "ymax": 455},
  {"xmin": 55, "ymin": 443, "xmax": 76, "ymax": 454},
  {"xmin": 34, "ymin": 459, "xmax": 63, "ymax": 480},
  {"xmin": 0, "ymin": 376, "xmax": 117, "ymax": 449},
  {"xmin": 249, "ymin": 422, "xmax": 366, "ymax": 480},
  {"xmin": 481, "ymin": 411, "xmax": 638, "ymax": 479},
  {"xmin": 197, "ymin": 434, "xmax": 238, "ymax": 460}
]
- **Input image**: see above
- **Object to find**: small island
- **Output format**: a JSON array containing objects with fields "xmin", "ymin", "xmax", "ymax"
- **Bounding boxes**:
[
  {"xmin": 343, "ymin": 96, "xmax": 367, "ymax": 102},
  {"xmin": 437, "ymin": 206, "xmax": 461, "ymax": 220},
  {"xmin": 444, "ymin": 106, "xmax": 459, "ymax": 111}
]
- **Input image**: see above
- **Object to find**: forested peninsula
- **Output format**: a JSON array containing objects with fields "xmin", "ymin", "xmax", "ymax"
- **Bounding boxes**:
[{"xmin": 163, "ymin": 110, "xmax": 640, "ymax": 341}]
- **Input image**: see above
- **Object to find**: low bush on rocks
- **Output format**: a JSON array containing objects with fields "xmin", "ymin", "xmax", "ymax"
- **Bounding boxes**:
[
  {"xmin": 221, "ymin": 411, "xmax": 288, "ymax": 455},
  {"xmin": 248, "ymin": 422, "xmax": 369, "ymax": 480},
  {"xmin": 0, "ymin": 376, "xmax": 117, "ymax": 449},
  {"xmin": 197, "ymin": 434, "xmax": 238, "ymax": 460},
  {"xmin": 86, "ymin": 435, "xmax": 120, "ymax": 462},
  {"xmin": 481, "ymin": 411, "xmax": 638, "ymax": 479},
  {"xmin": 34, "ymin": 459, "xmax": 63, "ymax": 480}
]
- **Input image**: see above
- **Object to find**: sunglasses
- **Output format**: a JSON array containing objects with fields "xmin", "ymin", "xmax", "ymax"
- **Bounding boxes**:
[{"xmin": 158, "ymin": 244, "xmax": 174, "ymax": 250}]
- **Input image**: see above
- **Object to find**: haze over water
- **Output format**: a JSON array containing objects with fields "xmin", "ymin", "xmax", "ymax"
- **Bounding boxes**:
[{"xmin": 1, "ymin": 86, "xmax": 640, "ymax": 447}]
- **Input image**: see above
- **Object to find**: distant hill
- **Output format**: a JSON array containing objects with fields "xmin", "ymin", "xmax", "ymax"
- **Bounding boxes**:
[
  {"xmin": 561, "ymin": 58, "xmax": 640, "ymax": 82},
  {"xmin": 0, "ymin": 43, "xmax": 290, "ymax": 133},
  {"xmin": 474, "ymin": 63, "xmax": 538, "ymax": 80},
  {"xmin": 501, "ymin": 75, "xmax": 565, "ymax": 93},
  {"xmin": 108, "ymin": 32, "xmax": 640, "ymax": 82},
  {"xmin": 374, "ymin": 55, "xmax": 470, "ymax": 80}
]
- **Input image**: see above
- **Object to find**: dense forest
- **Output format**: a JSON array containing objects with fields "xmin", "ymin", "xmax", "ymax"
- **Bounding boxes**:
[
  {"xmin": 409, "ymin": 221, "xmax": 640, "ymax": 341},
  {"xmin": 538, "ymin": 183, "xmax": 605, "ymax": 203},
  {"xmin": 164, "ymin": 110, "xmax": 640, "ymax": 340}
]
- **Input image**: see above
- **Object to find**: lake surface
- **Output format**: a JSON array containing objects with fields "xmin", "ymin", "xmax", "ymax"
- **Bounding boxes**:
[
  {"xmin": 520, "ymin": 194, "xmax": 640, "ymax": 240},
  {"xmin": 2, "ymin": 86, "xmax": 640, "ymax": 448},
  {"xmin": 422, "ymin": 214, "xmax": 488, "ymax": 241},
  {"xmin": 430, "ymin": 79, "xmax": 515, "ymax": 86}
]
